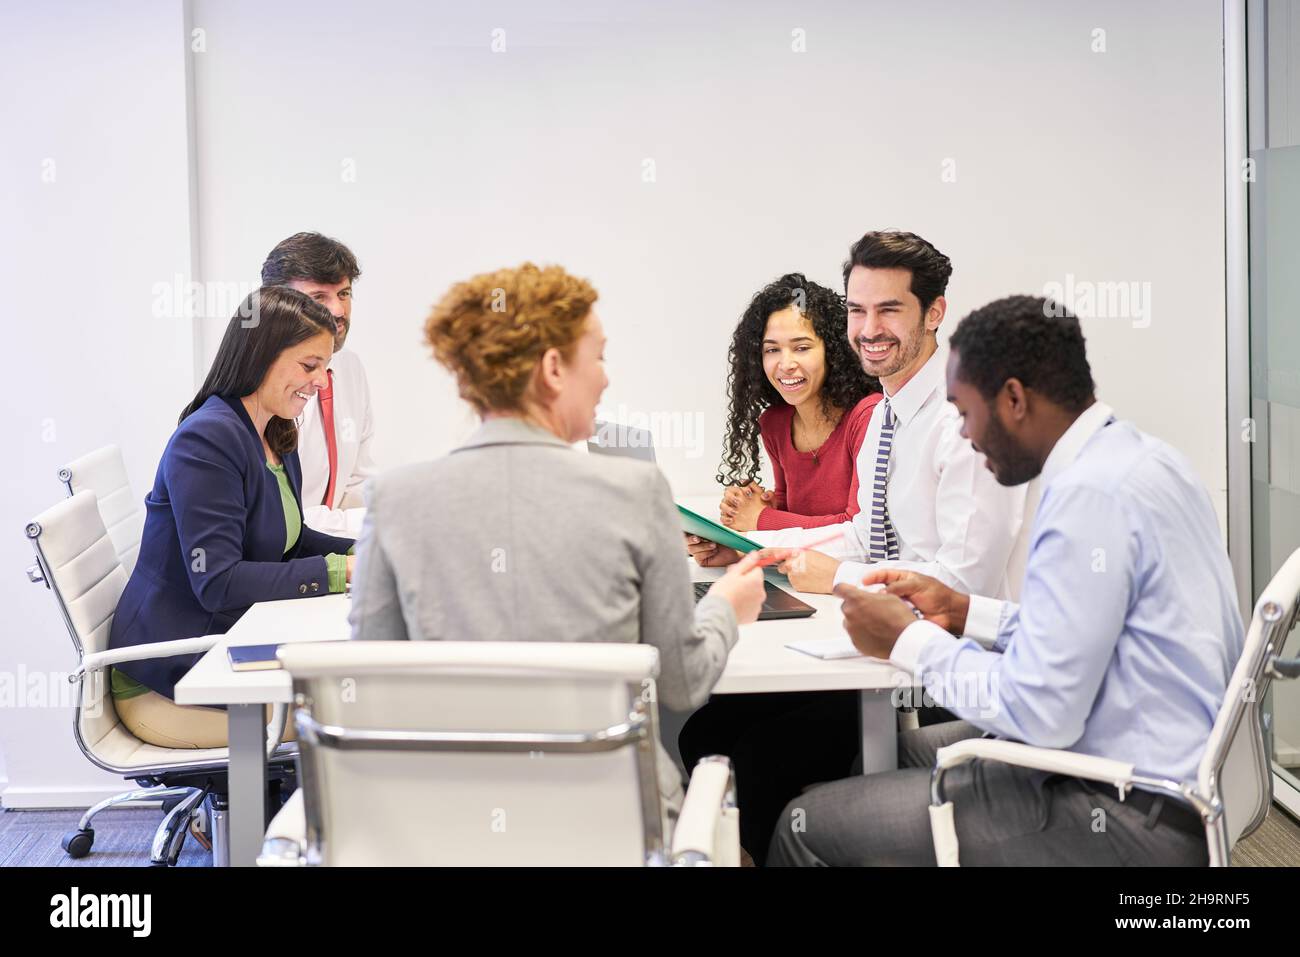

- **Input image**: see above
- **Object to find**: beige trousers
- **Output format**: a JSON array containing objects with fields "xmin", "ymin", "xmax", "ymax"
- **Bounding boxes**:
[{"xmin": 116, "ymin": 689, "xmax": 297, "ymax": 749}]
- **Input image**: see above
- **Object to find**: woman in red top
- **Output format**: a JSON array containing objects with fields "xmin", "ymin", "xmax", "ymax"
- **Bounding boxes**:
[
  {"xmin": 716, "ymin": 273, "xmax": 880, "ymax": 533},
  {"xmin": 682, "ymin": 274, "xmax": 879, "ymax": 865}
]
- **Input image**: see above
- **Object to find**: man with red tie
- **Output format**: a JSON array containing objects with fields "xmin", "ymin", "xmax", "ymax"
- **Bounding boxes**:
[{"xmin": 261, "ymin": 232, "xmax": 376, "ymax": 536}]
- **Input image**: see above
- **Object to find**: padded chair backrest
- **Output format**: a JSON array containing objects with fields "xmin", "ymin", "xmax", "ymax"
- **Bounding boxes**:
[
  {"xmin": 26, "ymin": 490, "xmax": 129, "ymax": 754},
  {"xmin": 279, "ymin": 641, "xmax": 665, "ymax": 867},
  {"xmin": 59, "ymin": 444, "xmax": 143, "ymax": 575},
  {"xmin": 1198, "ymin": 546, "xmax": 1300, "ymax": 847}
]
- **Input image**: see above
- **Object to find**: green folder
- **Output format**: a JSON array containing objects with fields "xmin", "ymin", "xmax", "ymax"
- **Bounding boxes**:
[{"xmin": 677, "ymin": 504, "xmax": 762, "ymax": 554}]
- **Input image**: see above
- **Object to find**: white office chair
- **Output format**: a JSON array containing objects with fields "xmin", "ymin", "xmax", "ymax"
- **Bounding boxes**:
[
  {"xmin": 58, "ymin": 444, "xmax": 145, "ymax": 575},
  {"xmin": 928, "ymin": 547, "xmax": 1300, "ymax": 867},
  {"xmin": 258, "ymin": 641, "xmax": 741, "ymax": 866},
  {"xmin": 24, "ymin": 489, "xmax": 293, "ymax": 866}
]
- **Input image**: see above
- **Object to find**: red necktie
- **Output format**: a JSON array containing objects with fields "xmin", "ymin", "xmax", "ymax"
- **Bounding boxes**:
[{"xmin": 318, "ymin": 369, "xmax": 338, "ymax": 509}]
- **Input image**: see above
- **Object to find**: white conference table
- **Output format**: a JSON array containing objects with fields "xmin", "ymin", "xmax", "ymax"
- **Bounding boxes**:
[{"xmin": 175, "ymin": 499, "xmax": 907, "ymax": 867}]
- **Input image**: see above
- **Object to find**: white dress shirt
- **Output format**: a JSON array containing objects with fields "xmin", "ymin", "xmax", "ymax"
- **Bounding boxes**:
[
  {"xmin": 750, "ymin": 346, "xmax": 1028, "ymax": 599},
  {"xmin": 297, "ymin": 347, "xmax": 375, "ymax": 537},
  {"xmin": 889, "ymin": 401, "xmax": 1245, "ymax": 784}
]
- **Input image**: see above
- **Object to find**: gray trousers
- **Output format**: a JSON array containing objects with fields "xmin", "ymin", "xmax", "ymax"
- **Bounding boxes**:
[{"xmin": 767, "ymin": 720, "xmax": 1209, "ymax": 866}]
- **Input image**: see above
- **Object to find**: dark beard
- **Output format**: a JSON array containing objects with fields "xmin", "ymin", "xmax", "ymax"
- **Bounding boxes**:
[{"xmin": 979, "ymin": 412, "xmax": 1041, "ymax": 487}]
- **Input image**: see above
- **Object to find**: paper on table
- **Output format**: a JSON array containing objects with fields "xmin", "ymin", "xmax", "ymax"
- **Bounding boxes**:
[{"xmin": 786, "ymin": 637, "xmax": 867, "ymax": 660}]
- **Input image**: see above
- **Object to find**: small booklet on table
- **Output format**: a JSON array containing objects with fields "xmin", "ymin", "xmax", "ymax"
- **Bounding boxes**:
[{"xmin": 227, "ymin": 643, "xmax": 283, "ymax": 672}]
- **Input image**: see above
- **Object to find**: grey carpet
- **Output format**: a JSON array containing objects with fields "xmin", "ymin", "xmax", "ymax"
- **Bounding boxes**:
[
  {"xmin": 2, "ymin": 799, "xmax": 1298, "ymax": 867},
  {"xmin": 0, "ymin": 805, "xmax": 211, "ymax": 867},
  {"xmin": 1231, "ymin": 807, "xmax": 1300, "ymax": 867}
]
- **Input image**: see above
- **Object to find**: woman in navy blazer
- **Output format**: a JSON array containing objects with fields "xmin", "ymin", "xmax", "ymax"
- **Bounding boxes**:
[{"xmin": 109, "ymin": 286, "xmax": 355, "ymax": 748}]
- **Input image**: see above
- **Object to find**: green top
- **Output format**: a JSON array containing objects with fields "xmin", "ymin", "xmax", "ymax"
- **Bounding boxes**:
[
  {"xmin": 267, "ymin": 462, "xmax": 302, "ymax": 552},
  {"xmin": 112, "ymin": 462, "xmax": 351, "ymax": 700},
  {"xmin": 264, "ymin": 462, "xmax": 350, "ymax": 591}
]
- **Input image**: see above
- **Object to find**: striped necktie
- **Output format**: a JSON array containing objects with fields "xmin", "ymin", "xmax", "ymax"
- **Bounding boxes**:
[{"xmin": 868, "ymin": 400, "xmax": 900, "ymax": 561}]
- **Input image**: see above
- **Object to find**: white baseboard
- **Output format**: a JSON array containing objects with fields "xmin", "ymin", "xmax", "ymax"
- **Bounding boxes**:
[
  {"xmin": 1273, "ymin": 734, "xmax": 1300, "ymax": 768},
  {"xmin": 1273, "ymin": 772, "xmax": 1300, "ymax": 822},
  {"xmin": 1, "ymin": 784, "xmax": 161, "ymax": 810}
]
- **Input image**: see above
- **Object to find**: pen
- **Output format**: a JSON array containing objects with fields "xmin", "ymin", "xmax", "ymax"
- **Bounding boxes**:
[{"xmin": 750, "ymin": 528, "xmax": 844, "ymax": 568}]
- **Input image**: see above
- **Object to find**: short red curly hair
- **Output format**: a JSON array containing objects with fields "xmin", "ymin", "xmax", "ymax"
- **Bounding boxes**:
[{"xmin": 425, "ymin": 263, "xmax": 598, "ymax": 415}]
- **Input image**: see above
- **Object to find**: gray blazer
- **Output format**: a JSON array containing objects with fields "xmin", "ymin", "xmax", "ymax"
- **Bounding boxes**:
[{"xmin": 348, "ymin": 416, "xmax": 739, "ymax": 813}]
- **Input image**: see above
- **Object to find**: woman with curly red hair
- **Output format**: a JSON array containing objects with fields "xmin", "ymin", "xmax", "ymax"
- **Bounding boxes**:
[{"xmin": 347, "ymin": 262, "xmax": 767, "ymax": 835}]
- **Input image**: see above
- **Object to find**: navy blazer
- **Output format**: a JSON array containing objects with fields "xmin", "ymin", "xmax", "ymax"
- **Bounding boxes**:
[{"xmin": 109, "ymin": 395, "xmax": 355, "ymax": 699}]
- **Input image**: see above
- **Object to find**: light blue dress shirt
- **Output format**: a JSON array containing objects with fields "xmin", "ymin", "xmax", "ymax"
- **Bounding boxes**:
[{"xmin": 891, "ymin": 401, "xmax": 1244, "ymax": 785}]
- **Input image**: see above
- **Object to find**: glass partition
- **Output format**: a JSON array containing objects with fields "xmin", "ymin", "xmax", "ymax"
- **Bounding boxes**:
[{"xmin": 1248, "ymin": 142, "xmax": 1300, "ymax": 807}]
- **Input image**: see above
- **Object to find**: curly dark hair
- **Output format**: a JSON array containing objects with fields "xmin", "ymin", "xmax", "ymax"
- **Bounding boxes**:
[
  {"xmin": 949, "ymin": 295, "xmax": 1095, "ymax": 411},
  {"xmin": 717, "ymin": 273, "xmax": 879, "ymax": 487}
]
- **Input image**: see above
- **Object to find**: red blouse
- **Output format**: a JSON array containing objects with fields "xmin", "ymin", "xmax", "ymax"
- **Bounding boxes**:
[{"xmin": 755, "ymin": 394, "xmax": 882, "ymax": 530}]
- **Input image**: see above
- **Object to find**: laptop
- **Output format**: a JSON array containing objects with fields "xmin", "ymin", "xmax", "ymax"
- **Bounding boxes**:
[
  {"xmin": 692, "ymin": 580, "xmax": 816, "ymax": 621},
  {"xmin": 587, "ymin": 419, "xmax": 656, "ymax": 463}
]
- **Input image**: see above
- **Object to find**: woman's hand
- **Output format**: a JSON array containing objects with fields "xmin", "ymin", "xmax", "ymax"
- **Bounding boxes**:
[
  {"xmin": 685, "ymin": 534, "xmax": 742, "ymax": 567},
  {"xmin": 345, "ymin": 554, "xmax": 356, "ymax": 583},
  {"xmin": 719, "ymin": 483, "xmax": 772, "ymax": 531},
  {"xmin": 705, "ymin": 551, "xmax": 768, "ymax": 625}
]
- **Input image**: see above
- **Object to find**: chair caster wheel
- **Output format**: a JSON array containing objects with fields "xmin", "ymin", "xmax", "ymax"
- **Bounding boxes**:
[{"xmin": 62, "ymin": 828, "xmax": 94, "ymax": 858}]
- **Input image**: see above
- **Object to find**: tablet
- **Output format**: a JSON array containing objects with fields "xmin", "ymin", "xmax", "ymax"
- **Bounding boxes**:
[{"xmin": 677, "ymin": 504, "xmax": 763, "ymax": 554}]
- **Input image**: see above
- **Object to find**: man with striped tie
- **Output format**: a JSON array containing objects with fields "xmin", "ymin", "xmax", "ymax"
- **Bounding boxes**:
[
  {"xmin": 690, "ymin": 230, "xmax": 1027, "ymax": 601},
  {"xmin": 262, "ymin": 232, "xmax": 376, "ymax": 537},
  {"xmin": 769, "ymin": 230, "xmax": 1027, "ymax": 596}
]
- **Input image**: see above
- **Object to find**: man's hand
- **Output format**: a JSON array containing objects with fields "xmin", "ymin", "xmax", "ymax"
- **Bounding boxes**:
[
  {"xmin": 719, "ymin": 483, "xmax": 772, "ymax": 532},
  {"xmin": 858, "ymin": 568, "xmax": 970, "ymax": 635},
  {"xmin": 833, "ymin": 583, "xmax": 920, "ymax": 659},
  {"xmin": 684, "ymin": 534, "xmax": 742, "ymax": 567},
  {"xmin": 771, "ymin": 548, "xmax": 840, "ymax": 594}
]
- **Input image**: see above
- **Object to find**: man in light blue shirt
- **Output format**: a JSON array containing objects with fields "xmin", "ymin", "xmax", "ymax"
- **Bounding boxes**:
[{"xmin": 768, "ymin": 295, "xmax": 1243, "ymax": 866}]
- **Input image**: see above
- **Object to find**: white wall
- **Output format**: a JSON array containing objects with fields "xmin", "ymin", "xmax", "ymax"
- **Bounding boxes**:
[
  {"xmin": 0, "ymin": 1, "xmax": 197, "ymax": 806},
  {"xmin": 191, "ymin": 0, "xmax": 1227, "ymax": 520},
  {"xmin": 1, "ymin": 0, "xmax": 1229, "ymax": 803}
]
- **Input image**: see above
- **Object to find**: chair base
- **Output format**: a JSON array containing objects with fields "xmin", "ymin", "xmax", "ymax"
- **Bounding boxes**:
[
  {"xmin": 64, "ymin": 764, "xmax": 295, "ymax": 866},
  {"xmin": 150, "ymin": 785, "xmax": 209, "ymax": 865},
  {"xmin": 63, "ymin": 785, "xmax": 193, "ymax": 862}
]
